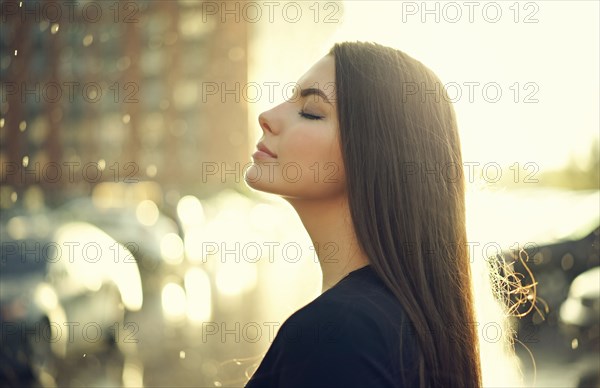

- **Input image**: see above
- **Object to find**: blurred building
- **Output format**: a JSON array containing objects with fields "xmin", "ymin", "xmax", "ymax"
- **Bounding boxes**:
[{"xmin": 1, "ymin": 0, "xmax": 249, "ymax": 208}]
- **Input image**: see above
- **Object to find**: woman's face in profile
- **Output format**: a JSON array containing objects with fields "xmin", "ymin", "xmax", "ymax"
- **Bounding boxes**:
[{"xmin": 245, "ymin": 55, "xmax": 346, "ymax": 200}]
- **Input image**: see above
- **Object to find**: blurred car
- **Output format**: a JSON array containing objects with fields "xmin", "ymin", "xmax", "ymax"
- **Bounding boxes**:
[
  {"xmin": 559, "ymin": 266, "xmax": 600, "ymax": 388},
  {"xmin": 0, "ymin": 213, "xmax": 143, "ymax": 387},
  {"xmin": 560, "ymin": 266, "xmax": 600, "ymax": 345},
  {"xmin": 53, "ymin": 196, "xmax": 184, "ymax": 298},
  {"xmin": 506, "ymin": 225, "xmax": 600, "ymax": 325}
]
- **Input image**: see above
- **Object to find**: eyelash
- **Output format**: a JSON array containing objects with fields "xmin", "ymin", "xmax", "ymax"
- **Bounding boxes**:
[{"xmin": 298, "ymin": 110, "xmax": 323, "ymax": 120}]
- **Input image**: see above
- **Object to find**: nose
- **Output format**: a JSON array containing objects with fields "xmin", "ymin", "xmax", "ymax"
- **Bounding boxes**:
[{"xmin": 258, "ymin": 109, "xmax": 279, "ymax": 135}]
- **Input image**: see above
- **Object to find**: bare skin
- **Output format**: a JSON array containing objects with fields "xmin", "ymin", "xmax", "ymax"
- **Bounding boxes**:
[
  {"xmin": 245, "ymin": 55, "xmax": 370, "ymax": 293},
  {"xmin": 289, "ymin": 194, "xmax": 371, "ymax": 293}
]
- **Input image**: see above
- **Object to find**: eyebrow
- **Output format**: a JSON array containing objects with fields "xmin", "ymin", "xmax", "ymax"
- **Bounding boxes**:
[{"xmin": 300, "ymin": 88, "xmax": 332, "ymax": 105}]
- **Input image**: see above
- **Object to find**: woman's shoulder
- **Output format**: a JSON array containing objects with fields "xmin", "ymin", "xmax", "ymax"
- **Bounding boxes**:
[
  {"xmin": 262, "ymin": 267, "xmax": 421, "ymax": 387},
  {"xmin": 304, "ymin": 266, "xmax": 413, "ymax": 326},
  {"xmin": 277, "ymin": 266, "xmax": 417, "ymax": 355}
]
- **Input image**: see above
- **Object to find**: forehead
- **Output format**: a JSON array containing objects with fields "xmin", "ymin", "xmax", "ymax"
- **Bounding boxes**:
[{"xmin": 296, "ymin": 55, "xmax": 336, "ymax": 102}]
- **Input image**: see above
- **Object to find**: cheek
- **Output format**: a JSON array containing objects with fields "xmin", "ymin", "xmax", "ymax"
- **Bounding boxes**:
[
  {"xmin": 279, "ymin": 124, "xmax": 346, "ymax": 195},
  {"xmin": 284, "ymin": 125, "xmax": 340, "ymax": 166}
]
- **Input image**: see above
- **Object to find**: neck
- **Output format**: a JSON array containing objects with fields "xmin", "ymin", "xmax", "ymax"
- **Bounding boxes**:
[{"xmin": 284, "ymin": 193, "xmax": 370, "ymax": 293}]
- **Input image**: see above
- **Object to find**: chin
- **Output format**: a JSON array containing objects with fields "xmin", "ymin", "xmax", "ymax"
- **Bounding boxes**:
[{"xmin": 244, "ymin": 164, "xmax": 346, "ymax": 199}]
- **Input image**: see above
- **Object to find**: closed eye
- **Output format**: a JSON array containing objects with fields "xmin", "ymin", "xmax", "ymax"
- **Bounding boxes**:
[{"xmin": 298, "ymin": 110, "xmax": 323, "ymax": 120}]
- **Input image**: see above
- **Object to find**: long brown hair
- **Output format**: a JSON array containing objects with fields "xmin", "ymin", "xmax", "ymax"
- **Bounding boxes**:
[{"xmin": 330, "ymin": 41, "xmax": 482, "ymax": 387}]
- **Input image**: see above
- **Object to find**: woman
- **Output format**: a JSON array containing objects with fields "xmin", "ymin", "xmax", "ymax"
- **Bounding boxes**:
[{"xmin": 243, "ymin": 41, "xmax": 484, "ymax": 388}]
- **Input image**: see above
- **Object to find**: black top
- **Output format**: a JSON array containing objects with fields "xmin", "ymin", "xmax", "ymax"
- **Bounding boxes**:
[{"xmin": 244, "ymin": 265, "xmax": 421, "ymax": 388}]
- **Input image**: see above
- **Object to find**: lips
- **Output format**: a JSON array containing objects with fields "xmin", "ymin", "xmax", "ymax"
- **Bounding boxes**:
[{"xmin": 256, "ymin": 142, "xmax": 277, "ymax": 158}]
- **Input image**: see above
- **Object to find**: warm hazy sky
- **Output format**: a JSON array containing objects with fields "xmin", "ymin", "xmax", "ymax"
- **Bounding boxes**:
[{"xmin": 331, "ymin": 1, "xmax": 599, "ymax": 172}]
